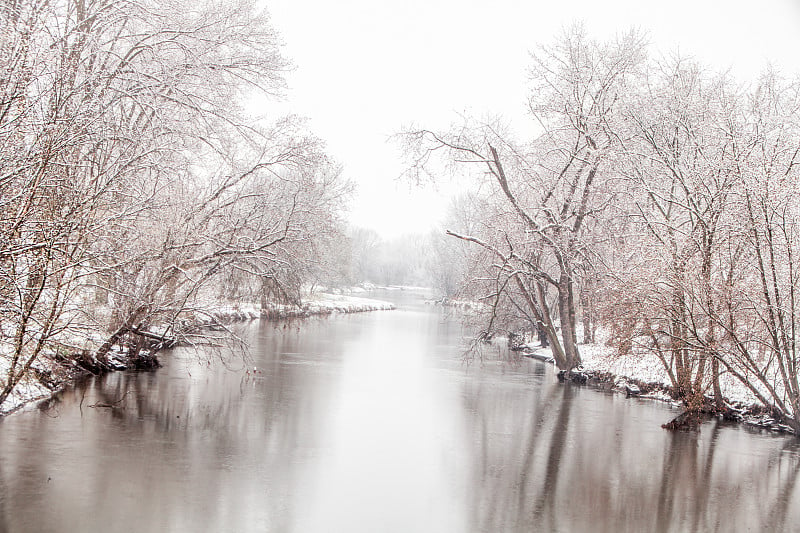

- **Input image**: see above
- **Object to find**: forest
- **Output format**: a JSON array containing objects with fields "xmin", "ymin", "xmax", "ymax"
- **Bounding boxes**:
[
  {"xmin": 406, "ymin": 27, "xmax": 800, "ymax": 431},
  {"xmin": 0, "ymin": 0, "xmax": 353, "ymax": 408},
  {"xmin": 3, "ymin": 0, "xmax": 800, "ymax": 437},
  {"xmin": 5, "ymin": 2, "xmax": 800, "ymax": 532}
]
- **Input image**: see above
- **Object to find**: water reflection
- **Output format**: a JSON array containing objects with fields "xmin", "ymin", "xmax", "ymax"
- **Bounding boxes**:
[
  {"xmin": 0, "ymin": 292, "xmax": 798, "ymax": 532},
  {"xmin": 460, "ymin": 366, "xmax": 800, "ymax": 533}
]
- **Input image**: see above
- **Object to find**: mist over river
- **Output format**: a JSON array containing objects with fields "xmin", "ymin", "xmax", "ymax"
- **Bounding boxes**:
[{"xmin": 0, "ymin": 290, "xmax": 798, "ymax": 532}]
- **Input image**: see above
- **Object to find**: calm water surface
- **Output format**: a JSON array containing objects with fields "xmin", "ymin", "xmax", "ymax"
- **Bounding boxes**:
[{"xmin": 1, "ymin": 290, "xmax": 799, "ymax": 532}]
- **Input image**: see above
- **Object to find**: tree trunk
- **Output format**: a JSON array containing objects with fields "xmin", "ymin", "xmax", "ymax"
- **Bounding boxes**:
[
  {"xmin": 536, "ymin": 321, "xmax": 550, "ymax": 348},
  {"xmin": 712, "ymin": 357, "xmax": 724, "ymax": 411},
  {"xmin": 580, "ymin": 280, "xmax": 594, "ymax": 344},
  {"xmin": 533, "ymin": 280, "xmax": 569, "ymax": 369},
  {"xmin": 94, "ymin": 326, "xmax": 129, "ymax": 364},
  {"xmin": 557, "ymin": 273, "xmax": 582, "ymax": 371}
]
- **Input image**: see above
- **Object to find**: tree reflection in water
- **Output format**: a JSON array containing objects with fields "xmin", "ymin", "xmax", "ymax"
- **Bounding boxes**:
[
  {"xmin": 460, "ymin": 370, "xmax": 800, "ymax": 532},
  {"xmin": 0, "ymin": 300, "xmax": 799, "ymax": 532}
]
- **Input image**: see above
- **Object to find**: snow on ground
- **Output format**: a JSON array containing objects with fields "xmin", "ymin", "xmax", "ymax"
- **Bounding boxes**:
[
  {"xmin": 522, "ymin": 336, "xmax": 763, "ymax": 408},
  {"xmin": 0, "ymin": 337, "xmax": 133, "ymax": 415},
  {"xmin": 0, "ymin": 370, "xmax": 53, "ymax": 415},
  {"xmin": 579, "ymin": 342, "xmax": 767, "ymax": 407},
  {"xmin": 0, "ymin": 340, "xmax": 90, "ymax": 415},
  {"xmin": 303, "ymin": 292, "xmax": 395, "ymax": 314},
  {"xmin": 259, "ymin": 292, "xmax": 395, "ymax": 319},
  {"xmin": 201, "ymin": 302, "xmax": 263, "ymax": 322},
  {"xmin": 1, "ymin": 291, "xmax": 395, "ymax": 415},
  {"xmin": 425, "ymin": 297, "xmax": 487, "ymax": 313},
  {"xmin": 176, "ymin": 290, "xmax": 395, "ymax": 324}
]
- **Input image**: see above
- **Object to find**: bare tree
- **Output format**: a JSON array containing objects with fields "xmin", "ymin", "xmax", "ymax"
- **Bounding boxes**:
[
  {"xmin": 0, "ymin": 0, "xmax": 349, "ymax": 406},
  {"xmin": 612, "ymin": 57, "xmax": 743, "ymax": 420},
  {"xmin": 404, "ymin": 26, "xmax": 646, "ymax": 373},
  {"xmin": 702, "ymin": 71, "xmax": 800, "ymax": 431}
]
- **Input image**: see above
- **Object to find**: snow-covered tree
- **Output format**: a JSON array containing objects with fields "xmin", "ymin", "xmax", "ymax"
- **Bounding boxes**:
[
  {"xmin": 0, "ymin": 0, "xmax": 348, "ymax": 406},
  {"xmin": 404, "ymin": 26, "xmax": 647, "ymax": 373}
]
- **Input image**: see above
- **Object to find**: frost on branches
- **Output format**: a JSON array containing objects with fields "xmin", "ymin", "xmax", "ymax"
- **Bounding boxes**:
[
  {"xmin": 0, "ymin": 0, "xmax": 350, "ymax": 410},
  {"xmin": 404, "ymin": 25, "xmax": 800, "ymax": 431}
]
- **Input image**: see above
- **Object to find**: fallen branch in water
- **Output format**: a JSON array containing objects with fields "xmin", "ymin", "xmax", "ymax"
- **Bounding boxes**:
[{"xmin": 88, "ymin": 390, "xmax": 134, "ymax": 409}]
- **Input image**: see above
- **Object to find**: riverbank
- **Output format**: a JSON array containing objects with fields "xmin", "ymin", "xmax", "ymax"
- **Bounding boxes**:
[
  {"xmin": 7, "ymin": 287, "xmax": 796, "ymax": 533},
  {"xmin": 520, "ymin": 341, "xmax": 796, "ymax": 434},
  {"xmin": 0, "ymin": 292, "xmax": 395, "ymax": 416},
  {"xmin": 200, "ymin": 293, "xmax": 395, "ymax": 322},
  {"xmin": 417, "ymin": 297, "xmax": 795, "ymax": 434}
]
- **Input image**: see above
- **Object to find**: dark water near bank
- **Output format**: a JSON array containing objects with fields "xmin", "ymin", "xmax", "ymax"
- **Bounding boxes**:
[{"xmin": 1, "ymin": 290, "xmax": 799, "ymax": 532}]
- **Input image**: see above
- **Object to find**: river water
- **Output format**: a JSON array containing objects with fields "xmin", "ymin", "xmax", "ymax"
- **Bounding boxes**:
[{"xmin": 0, "ymin": 290, "xmax": 799, "ymax": 532}]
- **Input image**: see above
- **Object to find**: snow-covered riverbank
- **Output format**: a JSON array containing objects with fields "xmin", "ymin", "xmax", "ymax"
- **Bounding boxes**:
[
  {"xmin": 0, "ymin": 292, "xmax": 395, "ymax": 416},
  {"xmin": 193, "ymin": 293, "xmax": 395, "ymax": 322},
  {"xmin": 520, "ymin": 339, "xmax": 794, "ymax": 433},
  {"xmin": 429, "ymin": 297, "xmax": 788, "ymax": 430}
]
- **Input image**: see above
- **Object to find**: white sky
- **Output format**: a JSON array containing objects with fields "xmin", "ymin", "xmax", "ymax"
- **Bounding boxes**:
[{"xmin": 260, "ymin": 0, "xmax": 800, "ymax": 239}]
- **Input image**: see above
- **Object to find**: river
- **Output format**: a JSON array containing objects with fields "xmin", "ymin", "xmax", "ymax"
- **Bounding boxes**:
[{"xmin": 0, "ymin": 289, "xmax": 798, "ymax": 532}]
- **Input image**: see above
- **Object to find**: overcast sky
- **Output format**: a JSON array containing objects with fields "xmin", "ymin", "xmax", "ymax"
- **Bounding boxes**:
[{"xmin": 260, "ymin": 0, "xmax": 800, "ymax": 239}]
